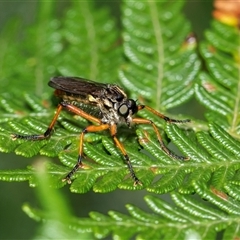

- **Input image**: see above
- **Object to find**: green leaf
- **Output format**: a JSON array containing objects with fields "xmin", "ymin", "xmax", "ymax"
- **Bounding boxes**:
[
  {"xmin": 1, "ymin": 1, "xmax": 240, "ymax": 239},
  {"xmin": 58, "ymin": 1, "xmax": 122, "ymax": 83},
  {"xmin": 1, "ymin": 86, "xmax": 240, "ymax": 196},
  {"xmin": 23, "ymin": 187, "xmax": 240, "ymax": 239},
  {"xmin": 0, "ymin": 1, "xmax": 202, "ymax": 193},
  {"xmin": 22, "ymin": 160, "xmax": 92, "ymax": 239},
  {"xmin": 0, "ymin": 2, "xmax": 62, "ymax": 96},
  {"xmin": 120, "ymin": 0, "xmax": 200, "ymax": 110},
  {"xmin": 195, "ymin": 20, "xmax": 240, "ymax": 135}
]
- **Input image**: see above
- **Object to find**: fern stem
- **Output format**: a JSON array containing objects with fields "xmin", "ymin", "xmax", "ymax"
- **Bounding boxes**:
[
  {"xmin": 79, "ymin": 2, "xmax": 99, "ymax": 80},
  {"xmin": 148, "ymin": 1, "xmax": 164, "ymax": 110},
  {"xmin": 230, "ymin": 32, "xmax": 240, "ymax": 133},
  {"xmin": 35, "ymin": 1, "xmax": 54, "ymax": 96}
]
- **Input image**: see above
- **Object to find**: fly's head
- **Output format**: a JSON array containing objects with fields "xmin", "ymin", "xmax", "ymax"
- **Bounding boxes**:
[
  {"xmin": 117, "ymin": 98, "xmax": 138, "ymax": 126},
  {"xmin": 99, "ymin": 85, "xmax": 138, "ymax": 125}
]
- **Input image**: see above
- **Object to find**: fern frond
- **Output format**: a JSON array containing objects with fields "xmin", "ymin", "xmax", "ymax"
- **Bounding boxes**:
[
  {"xmin": 22, "ymin": 189, "xmax": 240, "ymax": 239},
  {"xmin": 0, "ymin": 2, "xmax": 62, "ymax": 96},
  {"xmin": 119, "ymin": 0, "xmax": 200, "ymax": 110},
  {"xmin": 0, "ymin": 0, "xmax": 239, "ymax": 206},
  {"xmin": 57, "ymin": 1, "xmax": 121, "ymax": 82},
  {"xmin": 195, "ymin": 20, "xmax": 240, "ymax": 135},
  {"xmin": 1, "ymin": 2, "xmax": 240, "ymax": 238},
  {"xmin": 0, "ymin": 1, "xmax": 201, "ymax": 193},
  {"xmin": 0, "ymin": 18, "xmax": 23, "ymax": 91},
  {"xmin": 1, "ymin": 92, "xmax": 240, "ymax": 196}
]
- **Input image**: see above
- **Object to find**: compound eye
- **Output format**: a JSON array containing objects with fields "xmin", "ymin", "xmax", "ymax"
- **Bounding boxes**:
[
  {"xmin": 118, "ymin": 103, "xmax": 129, "ymax": 117},
  {"xmin": 128, "ymin": 99, "xmax": 138, "ymax": 114}
]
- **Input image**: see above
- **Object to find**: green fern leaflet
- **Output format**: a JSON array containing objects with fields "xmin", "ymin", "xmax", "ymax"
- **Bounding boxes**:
[{"xmin": 0, "ymin": 0, "xmax": 240, "ymax": 239}]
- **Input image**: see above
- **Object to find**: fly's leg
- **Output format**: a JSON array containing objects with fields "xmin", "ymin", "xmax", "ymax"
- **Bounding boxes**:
[
  {"xmin": 60, "ymin": 106, "xmax": 142, "ymax": 185},
  {"xmin": 138, "ymin": 105, "xmax": 191, "ymax": 124},
  {"xmin": 132, "ymin": 118, "xmax": 189, "ymax": 160},
  {"xmin": 63, "ymin": 123, "xmax": 142, "ymax": 185},
  {"xmin": 47, "ymin": 102, "xmax": 109, "ymax": 183},
  {"xmin": 11, "ymin": 101, "xmax": 143, "ymax": 185},
  {"xmin": 109, "ymin": 124, "xmax": 142, "ymax": 186},
  {"xmin": 136, "ymin": 105, "xmax": 190, "ymax": 160},
  {"xmin": 63, "ymin": 124, "xmax": 110, "ymax": 184},
  {"xmin": 11, "ymin": 104, "xmax": 64, "ymax": 140},
  {"xmin": 11, "ymin": 101, "xmax": 108, "ymax": 183},
  {"xmin": 11, "ymin": 101, "xmax": 104, "ymax": 141}
]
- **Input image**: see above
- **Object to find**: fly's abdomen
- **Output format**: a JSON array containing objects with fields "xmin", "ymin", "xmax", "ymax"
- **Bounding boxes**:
[{"xmin": 54, "ymin": 89, "xmax": 88, "ymax": 103}]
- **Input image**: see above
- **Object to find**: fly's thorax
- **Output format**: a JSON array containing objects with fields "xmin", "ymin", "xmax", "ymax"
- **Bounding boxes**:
[
  {"xmin": 97, "ymin": 96, "xmax": 120, "ymax": 124},
  {"xmin": 105, "ymin": 84, "xmax": 127, "ymax": 102}
]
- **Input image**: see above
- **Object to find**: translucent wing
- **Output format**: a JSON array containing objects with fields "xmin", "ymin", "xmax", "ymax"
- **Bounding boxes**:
[{"xmin": 48, "ymin": 76, "xmax": 108, "ymax": 97}]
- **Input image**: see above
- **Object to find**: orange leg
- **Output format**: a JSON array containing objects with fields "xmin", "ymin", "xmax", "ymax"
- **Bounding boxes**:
[
  {"xmin": 137, "ymin": 105, "xmax": 190, "ymax": 123},
  {"xmin": 60, "ymin": 103, "xmax": 141, "ymax": 184},
  {"xmin": 11, "ymin": 104, "xmax": 64, "ymax": 140},
  {"xmin": 11, "ymin": 101, "xmax": 110, "ymax": 183},
  {"xmin": 63, "ymin": 123, "xmax": 110, "ymax": 184},
  {"xmin": 11, "ymin": 101, "xmax": 102, "ymax": 141},
  {"xmin": 12, "ymin": 101, "xmax": 141, "ymax": 185},
  {"xmin": 109, "ymin": 124, "xmax": 141, "ymax": 186},
  {"xmin": 132, "ymin": 118, "xmax": 188, "ymax": 160},
  {"xmin": 63, "ymin": 123, "xmax": 141, "ymax": 185}
]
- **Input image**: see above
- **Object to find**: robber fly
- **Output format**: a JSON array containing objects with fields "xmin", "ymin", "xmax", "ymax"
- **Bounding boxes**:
[{"xmin": 12, "ymin": 77, "xmax": 190, "ymax": 186}]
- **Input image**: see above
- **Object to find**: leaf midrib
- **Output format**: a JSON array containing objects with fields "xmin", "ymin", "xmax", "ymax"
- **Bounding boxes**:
[
  {"xmin": 80, "ymin": 2, "xmax": 99, "ymax": 80},
  {"xmin": 148, "ymin": 1, "xmax": 164, "ymax": 110},
  {"xmin": 230, "ymin": 33, "xmax": 240, "ymax": 133}
]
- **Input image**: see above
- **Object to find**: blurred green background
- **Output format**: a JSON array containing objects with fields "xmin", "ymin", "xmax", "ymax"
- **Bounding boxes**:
[{"xmin": 0, "ymin": 1, "xmax": 213, "ymax": 239}]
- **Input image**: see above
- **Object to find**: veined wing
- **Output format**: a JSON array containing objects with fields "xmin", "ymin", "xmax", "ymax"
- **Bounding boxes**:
[{"xmin": 48, "ymin": 76, "xmax": 109, "ymax": 97}]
